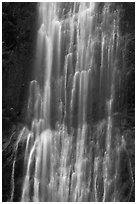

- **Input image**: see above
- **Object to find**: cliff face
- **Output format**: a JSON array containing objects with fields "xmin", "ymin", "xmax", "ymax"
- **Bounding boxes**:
[
  {"xmin": 2, "ymin": 3, "xmax": 37, "ymax": 122},
  {"xmin": 2, "ymin": 3, "xmax": 37, "ymax": 201},
  {"xmin": 2, "ymin": 3, "xmax": 135, "ymax": 202}
]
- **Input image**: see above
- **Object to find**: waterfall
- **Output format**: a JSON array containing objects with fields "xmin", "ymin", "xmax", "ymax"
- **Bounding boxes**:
[{"xmin": 11, "ymin": 2, "xmax": 134, "ymax": 202}]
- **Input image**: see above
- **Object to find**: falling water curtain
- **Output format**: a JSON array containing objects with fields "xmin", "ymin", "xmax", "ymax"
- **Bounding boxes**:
[{"xmin": 2, "ymin": 2, "xmax": 135, "ymax": 202}]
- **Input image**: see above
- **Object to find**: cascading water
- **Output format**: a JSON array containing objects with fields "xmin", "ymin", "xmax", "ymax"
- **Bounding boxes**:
[{"xmin": 10, "ymin": 2, "xmax": 134, "ymax": 202}]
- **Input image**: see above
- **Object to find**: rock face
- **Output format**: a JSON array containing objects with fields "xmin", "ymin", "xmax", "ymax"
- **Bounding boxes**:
[{"xmin": 2, "ymin": 2, "xmax": 134, "ymax": 202}]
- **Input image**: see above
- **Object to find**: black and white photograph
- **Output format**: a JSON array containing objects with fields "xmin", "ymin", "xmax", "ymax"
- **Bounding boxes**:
[{"xmin": 2, "ymin": 2, "xmax": 135, "ymax": 202}]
